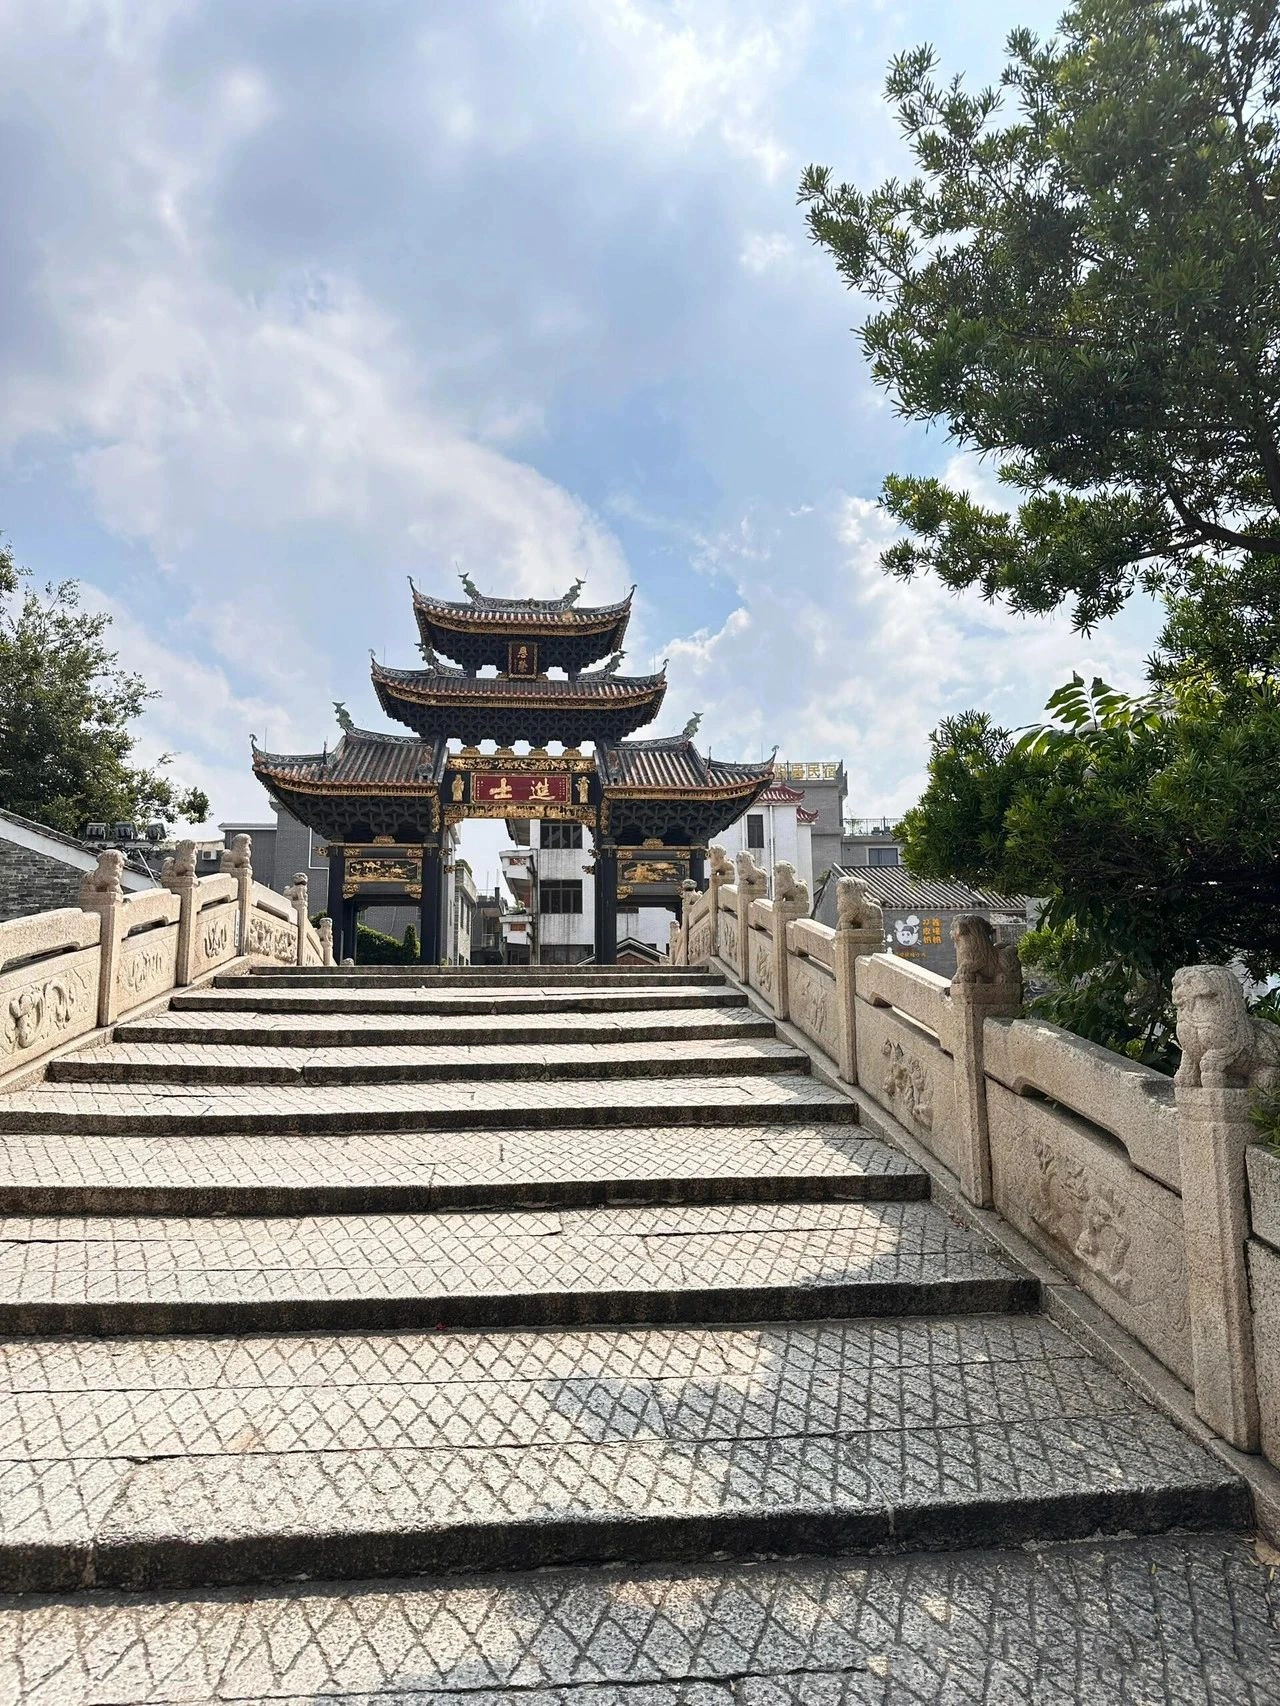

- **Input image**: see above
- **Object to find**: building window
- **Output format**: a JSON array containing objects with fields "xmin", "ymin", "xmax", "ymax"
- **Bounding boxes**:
[
  {"xmin": 867, "ymin": 844, "xmax": 900, "ymax": 866},
  {"xmin": 540, "ymin": 821, "xmax": 583, "ymax": 849},
  {"xmin": 746, "ymin": 814, "xmax": 765, "ymax": 849},
  {"xmin": 539, "ymin": 880, "xmax": 583, "ymax": 914}
]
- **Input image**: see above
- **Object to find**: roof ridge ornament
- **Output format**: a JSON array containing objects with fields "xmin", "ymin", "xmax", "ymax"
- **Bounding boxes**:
[
  {"xmin": 681, "ymin": 712, "xmax": 702, "ymax": 741},
  {"xmin": 333, "ymin": 702, "xmax": 355, "ymax": 735},
  {"xmin": 459, "ymin": 568, "xmax": 482, "ymax": 603},
  {"xmin": 564, "ymin": 575, "xmax": 585, "ymax": 606}
]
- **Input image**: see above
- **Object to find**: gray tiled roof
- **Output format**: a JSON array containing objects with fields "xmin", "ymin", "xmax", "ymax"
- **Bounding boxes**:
[{"xmin": 833, "ymin": 865, "xmax": 1029, "ymax": 913}]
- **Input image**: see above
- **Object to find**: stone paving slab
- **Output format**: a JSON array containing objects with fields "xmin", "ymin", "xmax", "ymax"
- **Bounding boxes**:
[
  {"xmin": 119, "ymin": 1005, "xmax": 776, "ymax": 1048},
  {"xmin": 0, "ymin": 1199, "xmax": 1036, "ymax": 1334},
  {"xmin": 46, "ymin": 1036, "xmax": 811, "ymax": 1087},
  {"xmin": 4, "ymin": 1531, "xmax": 1276, "ymax": 1704},
  {"xmin": 171, "ymin": 987, "xmax": 751, "ymax": 1017},
  {"xmin": 0, "ymin": 1125, "xmax": 926, "ymax": 1215},
  {"xmin": 0, "ymin": 1315, "xmax": 1243, "ymax": 1591},
  {"xmin": 233, "ymin": 970, "xmax": 726, "ymax": 988},
  {"xmin": 0, "ymin": 1073, "xmax": 857, "ymax": 1137}
]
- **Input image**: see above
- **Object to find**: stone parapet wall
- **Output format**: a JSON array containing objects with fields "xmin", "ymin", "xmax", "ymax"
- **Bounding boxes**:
[
  {"xmin": 0, "ymin": 833, "xmax": 328, "ymax": 1083},
  {"xmin": 671, "ymin": 850, "xmax": 1279, "ymax": 1475}
]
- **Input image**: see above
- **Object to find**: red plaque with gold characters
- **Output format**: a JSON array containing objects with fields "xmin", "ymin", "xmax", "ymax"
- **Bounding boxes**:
[
  {"xmin": 508, "ymin": 641, "xmax": 538, "ymax": 677},
  {"xmin": 474, "ymin": 772, "xmax": 569, "ymax": 805}
]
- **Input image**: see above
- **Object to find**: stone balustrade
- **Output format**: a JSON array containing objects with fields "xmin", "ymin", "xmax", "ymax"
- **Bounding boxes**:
[
  {"xmin": 0, "ymin": 834, "xmax": 329, "ymax": 1082},
  {"xmin": 671, "ymin": 849, "xmax": 1280, "ymax": 1471}
]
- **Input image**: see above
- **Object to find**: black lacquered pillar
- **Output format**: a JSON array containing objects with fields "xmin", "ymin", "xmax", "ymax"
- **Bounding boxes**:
[
  {"xmin": 419, "ymin": 844, "xmax": 444, "ymax": 964},
  {"xmin": 593, "ymin": 844, "xmax": 618, "ymax": 965},
  {"xmin": 327, "ymin": 844, "xmax": 347, "ymax": 961}
]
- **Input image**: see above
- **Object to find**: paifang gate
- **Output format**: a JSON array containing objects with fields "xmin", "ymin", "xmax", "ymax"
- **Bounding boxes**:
[{"xmin": 251, "ymin": 576, "xmax": 773, "ymax": 964}]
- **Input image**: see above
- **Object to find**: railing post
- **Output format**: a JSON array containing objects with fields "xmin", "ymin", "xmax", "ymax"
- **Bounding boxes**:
[
  {"xmin": 948, "ymin": 915, "xmax": 1023, "ymax": 1208},
  {"xmin": 161, "ymin": 839, "xmax": 198, "ymax": 986},
  {"xmin": 319, "ymin": 915, "xmax": 334, "ymax": 966},
  {"xmin": 79, "ymin": 850, "xmax": 125, "ymax": 1027},
  {"xmin": 285, "ymin": 872, "xmax": 309, "ymax": 967},
  {"xmin": 832, "ymin": 874, "xmax": 884, "ymax": 1084},
  {"xmin": 708, "ymin": 845, "xmax": 731, "ymax": 958},
  {"xmin": 220, "ymin": 833, "xmax": 253, "ymax": 955},
  {"xmin": 678, "ymin": 878, "xmax": 697, "ymax": 967},
  {"xmin": 771, "ymin": 862, "xmax": 810, "ymax": 1023},
  {"xmin": 1173, "ymin": 964, "xmax": 1265, "ymax": 1451},
  {"xmin": 734, "ymin": 851, "xmax": 766, "ymax": 986}
]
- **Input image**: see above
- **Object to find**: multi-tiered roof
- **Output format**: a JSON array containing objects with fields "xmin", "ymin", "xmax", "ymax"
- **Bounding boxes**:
[{"xmin": 253, "ymin": 576, "xmax": 772, "ymax": 846}]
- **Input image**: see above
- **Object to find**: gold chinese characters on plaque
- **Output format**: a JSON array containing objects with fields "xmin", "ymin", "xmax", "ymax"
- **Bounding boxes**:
[{"xmin": 474, "ymin": 773, "xmax": 569, "ymax": 805}]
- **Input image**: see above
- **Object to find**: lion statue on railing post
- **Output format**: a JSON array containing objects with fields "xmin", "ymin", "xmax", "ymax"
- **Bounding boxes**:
[{"xmin": 1172, "ymin": 964, "xmax": 1280, "ymax": 1089}]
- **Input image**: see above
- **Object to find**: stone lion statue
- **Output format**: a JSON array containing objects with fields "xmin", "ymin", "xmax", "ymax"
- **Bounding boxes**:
[
  {"xmin": 219, "ymin": 833, "xmax": 252, "ymax": 876},
  {"xmin": 735, "ymin": 850, "xmax": 767, "ymax": 892},
  {"xmin": 161, "ymin": 839, "xmax": 197, "ymax": 888},
  {"xmin": 79, "ymin": 848, "xmax": 125, "ymax": 906},
  {"xmin": 951, "ymin": 915, "xmax": 1021, "ymax": 988},
  {"xmin": 709, "ymin": 845, "xmax": 733, "ymax": 881},
  {"xmin": 836, "ymin": 873, "xmax": 882, "ymax": 933},
  {"xmin": 1172, "ymin": 964, "xmax": 1280, "ymax": 1089},
  {"xmin": 773, "ymin": 861, "xmax": 809, "ymax": 913}
]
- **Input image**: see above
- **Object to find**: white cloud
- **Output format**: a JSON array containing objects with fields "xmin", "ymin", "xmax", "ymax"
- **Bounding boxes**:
[{"xmin": 739, "ymin": 231, "xmax": 796, "ymax": 273}]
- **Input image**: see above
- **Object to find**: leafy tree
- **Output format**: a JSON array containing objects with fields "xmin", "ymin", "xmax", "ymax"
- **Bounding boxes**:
[
  {"xmin": 800, "ymin": 0, "xmax": 1280, "ymax": 657},
  {"xmin": 898, "ymin": 673, "xmax": 1280, "ymax": 1059},
  {"xmin": 0, "ymin": 540, "xmax": 209, "ymax": 836}
]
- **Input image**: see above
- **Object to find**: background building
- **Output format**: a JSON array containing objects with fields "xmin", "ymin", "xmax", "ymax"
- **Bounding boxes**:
[
  {"xmin": 817, "ymin": 865, "xmax": 1030, "ymax": 978},
  {"xmin": 0, "ymin": 808, "xmax": 159, "ymax": 923},
  {"xmin": 770, "ymin": 761, "xmax": 846, "ymax": 884},
  {"xmin": 500, "ymin": 816, "xmax": 672, "ymax": 964},
  {"xmin": 712, "ymin": 782, "xmax": 816, "ymax": 899}
]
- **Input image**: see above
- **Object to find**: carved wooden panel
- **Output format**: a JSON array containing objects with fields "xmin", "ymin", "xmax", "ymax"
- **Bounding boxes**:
[{"xmin": 988, "ymin": 1081, "xmax": 1192, "ymax": 1383}]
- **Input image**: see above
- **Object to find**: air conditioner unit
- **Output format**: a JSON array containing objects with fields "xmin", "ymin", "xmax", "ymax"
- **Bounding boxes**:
[
  {"xmin": 144, "ymin": 822, "xmax": 165, "ymax": 842},
  {"xmin": 84, "ymin": 822, "xmax": 109, "ymax": 841},
  {"xmin": 113, "ymin": 823, "xmax": 137, "ymax": 843}
]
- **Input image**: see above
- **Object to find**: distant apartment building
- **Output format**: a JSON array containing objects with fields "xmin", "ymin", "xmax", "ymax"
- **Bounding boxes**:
[
  {"xmin": 712, "ymin": 781, "xmax": 816, "ymax": 899},
  {"xmin": 769, "ymin": 762, "xmax": 847, "ymax": 885},
  {"xmin": 500, "ymin": 817, "xmax": 672, "ymax": 964}
]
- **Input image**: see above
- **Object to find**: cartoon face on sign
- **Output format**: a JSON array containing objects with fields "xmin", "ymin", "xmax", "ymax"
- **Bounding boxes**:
[{"xmin": 894, "ymin": 914, "xmax": 921, "ymax": 947}]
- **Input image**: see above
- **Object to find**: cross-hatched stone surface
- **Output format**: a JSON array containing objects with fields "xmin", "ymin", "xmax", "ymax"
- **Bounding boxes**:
[
  {"xmin": 0, "ymin": 1073, "xmax": 856, "ymax": 1135},
  {"xmin": 47, "ymin": 1035, "xmax": 810, "ymax": 1085},
  {"xmin": 119, "ymin": 1003, "xmax": 776, "ymax": 1046},
  {"xmin": 0, "ymin": 1316, "xmax": 1241, "ymax": 1589},
  {"xmin": 0, "ymin": 1125, "xmax": 924, "ymax": 1215},
  {"xmin": 170, "ymin": 987, "xmax": 750, "ymax": 1016},
  {"xmin": 0, "ymin": 1199, "xmax": 1028, "ymax": 1335},
  {"xmin": 2, "ymin": 1533, "xmax": 1276, "ymax": 1703}
]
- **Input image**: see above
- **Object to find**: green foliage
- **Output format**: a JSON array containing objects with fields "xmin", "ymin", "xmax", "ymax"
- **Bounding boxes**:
[
  {"xmin": 354, "ymin": 922, "xmax": 421, "ymax": 965},
  {"xmin": 0, "ymin": 541, "xmax": 209, "ymax": 836},
  {"xmin": 801, "ymin": 0, "xmax": 1280, "ymax": 651},
  {"xmin": 899, "ymin": 671, "xmax": 1280, "ymax": 1055}
]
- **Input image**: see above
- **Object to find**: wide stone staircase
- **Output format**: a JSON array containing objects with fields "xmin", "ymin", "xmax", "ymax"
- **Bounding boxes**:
[{"xmin": 2, "ymin": 963, "xmax": 1273, "ymax": 1703}]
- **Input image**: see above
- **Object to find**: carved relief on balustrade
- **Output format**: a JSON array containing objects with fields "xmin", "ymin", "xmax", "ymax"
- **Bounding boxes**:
[
  {"xmin": 0, "ymin": 948, "xmax": 99, "ymax": 1070},
  {"xmin": 789, "ymin": 954, "xmax": 840, "ymax": 1060},
  {"xmin": 190, "ymin": 900, "xmax": 239, "ymax": 979},
  {"xmin": 987, "ymin": 1081, "xmax": 1192, "ymax": 1383},
  {"xmin": 246, "ymin": 909, "xmax": 298, "ymax": 964},
  {"xmin": 749, "ymin": 930, "xmax": 774, "ymax": 1001},
  {"xmin": 687, "ymin": 917, "xmax": 711, "ymax": 967},
  {"xmin": 718, "ymin": 912, "xmax": 739, "ymax": 964},
  {"xmin": 117, "ymin": 925, "xmax": 179, "ymax": 1016},
  {"xmin": 854, "ymin": 997, "xmax": 958, "ymax": 1170}
]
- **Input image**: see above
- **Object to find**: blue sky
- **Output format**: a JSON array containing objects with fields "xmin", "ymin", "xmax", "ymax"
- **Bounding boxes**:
[{"xmin": 0, "ymin": 0, "xmax": 1161, "ymax": 885}]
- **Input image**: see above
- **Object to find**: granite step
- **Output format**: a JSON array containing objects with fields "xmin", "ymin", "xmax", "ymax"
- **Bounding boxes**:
[
  {"xmin": 0, "ymin": 1124, "xmax": 925, "ymax": 1215},
  {"xmin": 46, "ymin": 1036, "xmax": 812, "ymax": 1088},
  {"xmin": 0, "ymin": 1073, "xmax": 857, "ymax": 1137},
  {"xmin": 4, "ymin": 1529, "xmax": 1274, "ymax": 1705},
  {"xmin": 233, "ymin": 968, "xmax": 727, "ymax": 988},
  {"xmin": 170, "ymin": 986, "xmax": 750, "ymax": 1017},
  {"xmin": 117, "ymin": 1004, "xmax": 777, "ymax": 1049},
  {"xmin": 0, "ymin": 1198, "xmax": 1036, "ymax": 1336},
  {"xmin": 0, "ymin": 1314, "xmax": 1242, "ymax": 1593}
]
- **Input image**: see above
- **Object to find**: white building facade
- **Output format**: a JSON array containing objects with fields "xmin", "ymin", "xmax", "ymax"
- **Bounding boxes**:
[
  {"xmin": 711, "ymin": 783, "xmax": 816, "ymax": 901},
  {"xmin": 500, "ymin": 819, "xmax": 672, "ymax": 963}
]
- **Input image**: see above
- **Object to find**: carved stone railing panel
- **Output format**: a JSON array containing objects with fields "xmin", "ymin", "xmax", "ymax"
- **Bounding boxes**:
[
  {"xmin": 748, "ymin": 924, "xmax": 776, "ymax": 1009},
  {"xmin": 788, "ymin": 952, "xmax": 839, "ymax": 1061},
  {"xmin": 114, "ymin": 890, "xmax": 181, "ymax": 1020},
  {"xmin": 988, "ymin": 1080, "xmax": 1193, "ymax": 1385},
  {"xmin": 855, "ymin": 999, "xmax": 958, "ymax": 1171},
  {"xmin": 0, "ymin": 909, "xmax": 102, "ymax": 1078},
  {"xmin": 717, "ymin": 909, "xmax": 739, "ymax": 967},
  {"xmin": 856, "ymin": 950, "xmax": 953, "ymax": 1042},
  {"xmin": 687, "ymin": 914, "xmax": 712, "ymax": 967},
  {"xmin": 787, "ymin": 916, "xmax": 835, "ymax": 971},
  {"xmin": 984, "ymin": 1016, "xmax": 1180, "ymax": 1192},
  {"xmin": 189, "ymin": 899, "xmax": 239, "ymax": 982}
]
